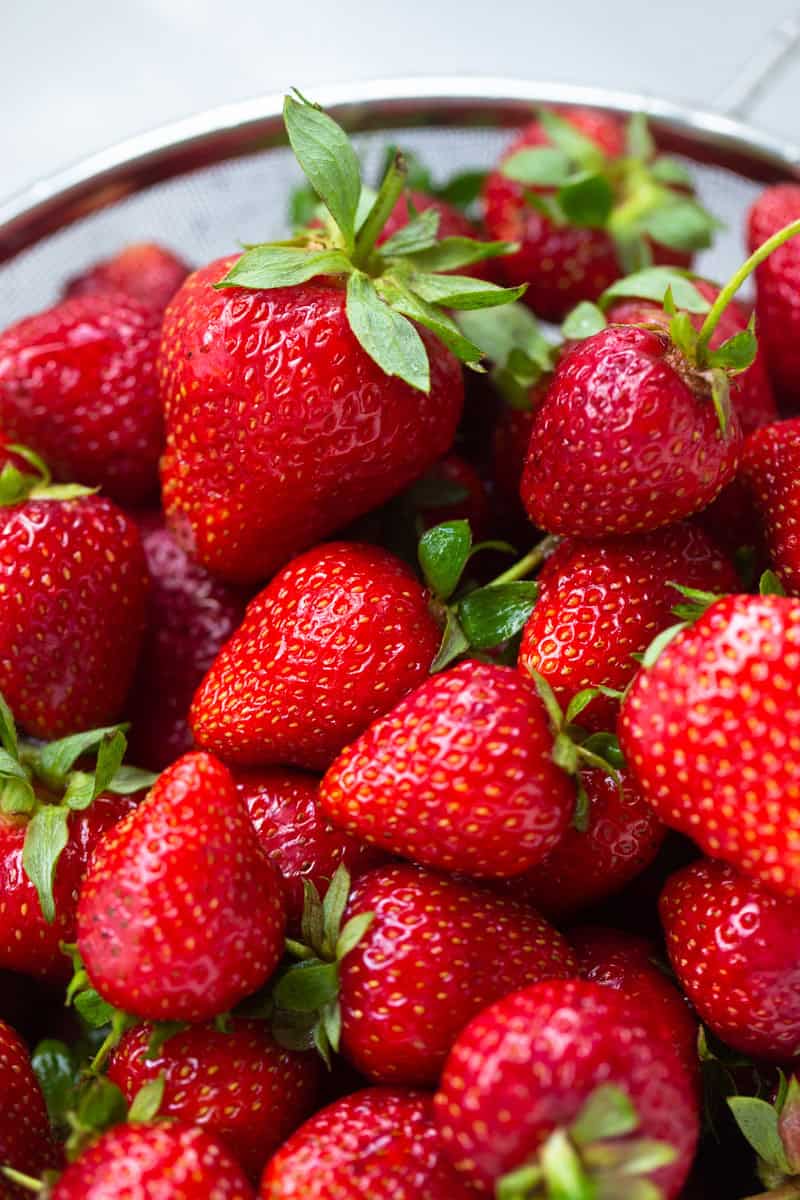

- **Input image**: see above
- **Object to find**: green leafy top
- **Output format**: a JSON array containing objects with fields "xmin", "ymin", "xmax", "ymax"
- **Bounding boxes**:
[
  {"xmin": 729, "ymin": 1072, "xmax": 800, "ymax": 1192},
  {"xmin": 0, "ymin": 444, "xmax": 96, "ymax": 508},
  {"xmin": 216, "ymin": 92, "xmax": 524, "ymax": 392}
]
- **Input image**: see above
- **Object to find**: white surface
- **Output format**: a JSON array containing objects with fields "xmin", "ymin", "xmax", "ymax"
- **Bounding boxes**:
[{"xmin": 2, "ymin": 0, "xmax": 800, "ymax": 204}]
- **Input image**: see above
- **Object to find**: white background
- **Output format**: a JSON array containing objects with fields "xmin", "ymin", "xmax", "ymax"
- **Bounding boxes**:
[{"xmin": 2, "ymin": 0, "xmax": 800, "ymax": 203}]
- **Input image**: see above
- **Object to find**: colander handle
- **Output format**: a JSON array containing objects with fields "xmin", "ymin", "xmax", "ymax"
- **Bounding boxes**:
[{"xmin": 713, "ymin": 11, "xmax": 800, "ymax": 117}]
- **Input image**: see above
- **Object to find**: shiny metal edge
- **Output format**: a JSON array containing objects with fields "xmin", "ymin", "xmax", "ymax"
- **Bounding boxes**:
[{"xmin": 2, "ymin": 76, "xmax": 799, "ymax": 262}]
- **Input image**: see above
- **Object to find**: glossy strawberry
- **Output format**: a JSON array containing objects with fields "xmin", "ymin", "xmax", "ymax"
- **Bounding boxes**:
[
  {"xmin": 518, "ymin": 522, "xmax": 738, "ymax": 729},
  {"xmin": 108, "ymin": 1019, "xmax": 321, "ymax": 1181},
  {"xmin": 0, "ymin": 293, "xmax": 162, "ymax": 505},
  {"xmin": 64, "ymin": 242, "xmax": 190, "ymax": 312},
  {"xmin": 319, "ymin": 660, "xmax": 574, "ymax": 877},
  {"xmin": 191, "ymin": 543, "xmax": 440, "ymax": 771},
  {"xmin": 661, "ymin": 858, "xmax": 800, "ymax": 1061},
  {"xmin": 434, "ymin": 978, "xmax": 699, "ymax": 1197},
  {"xmin": 521, "ymin": 325, "xmax": 741, "ymax": 537},
  {"xmin": 748, "ymin": 183, "xmax": 800, "ymax": 404},
  {"xmin": 51, "ymin": 1122, "xmax": 255, "ymax": 1200},
  {"xmin": 741, "ymin": 417, "xmax": 800, "ymax": 594},
  {"xmin": 619, "ymin": 594, "xmax": 800, "ymax": 898},
  {"xmin": 77, "ymin": 752, "xmax": 286, "ymax": 1021},
  {"xmin": 0, "ymin": 1019, "xmax": 59, "ymax": 1197},
  {"xmin": 260, "ymin": 1087, "xmax": 474, "ymax": 1200},
  {"xmin": 336, "ymin": 863, "xmax": 576, "ymax": 1084},
  {"xmin": 126, "ymin": 512, "xmax": 248, "ymax": 771},
  {"xmin": 236, "ymin": 767, "xmax": 384, "ymax": 928}
]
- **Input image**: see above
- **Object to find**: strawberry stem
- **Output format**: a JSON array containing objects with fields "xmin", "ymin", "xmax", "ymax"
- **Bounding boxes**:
[
  {"xmin": 489, "ymin": 534, "xmax": 560, "ymax": 587},
  {"xmin": 694, "ymin": 217, "xmax": 800, "ymax": 364},
  {"xmin": 352, "ymin": 152, "xmax": 408, "ymax": 270},
  {"xmin": 0, "ymin": 1167, "xmax": 43, "ymax": 1193}
]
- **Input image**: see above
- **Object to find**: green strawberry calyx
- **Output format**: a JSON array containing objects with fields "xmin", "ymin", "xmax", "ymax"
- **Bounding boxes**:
[
  {"xmin": 0, "ymin": 694, "xmax": 157, "ymax": 923},
  {"xmin": 496, "ymin": 1083, "xmax": 678, "ymax": 1200},
  {"xmin": 214, "ymin": 91, "xmax": 526, "ymax": 393},
  {"xmin": 729, "ymin": 1073, "xmax": 800, "ymax": 1197},
  {"xmin": 455, "ymin": 302, "xmax": 559, "ymax": 409},
  {"xmin": 0, "ymin": 444, "xmax": 97, "ymax": 508}
]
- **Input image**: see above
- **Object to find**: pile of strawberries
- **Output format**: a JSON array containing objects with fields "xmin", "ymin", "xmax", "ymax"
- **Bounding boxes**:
[{"xmin": 1, "ymin": 93, "xmax": 800, "ymax": 1200}]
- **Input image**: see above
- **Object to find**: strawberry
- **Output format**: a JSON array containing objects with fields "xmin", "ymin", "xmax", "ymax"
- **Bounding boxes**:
[
  {"xmin": 517, "ymin": 522, "xmax": 738, "ymax": 730},
  {"xmin": 0, "ymin": 447, "xmax": 148, "ymax": 739},
  {"xmin": 619, "ymin": 593, "xmax": 800, "ymax": 898},
  {"xmin": 191, "ymin": 542, "xmax": 440, "ymax": 771},
  {"xmin": 76, "ymin": 751, "xmax": 286, "ymax": 1021},
  {"xmin": 748, "ymin": 184, "xmax": 800, "ymax": 405},
  {"xmin": 160, "ymin": 95, "xmax": 521, "ymax": 583},
  {"xmin": 260, "ymin": 1087, "xmax": 474, "ymax": 1199},
  {"xmin": 0, "ymin": 293, "xmax": 162, "ymax": 505},
  {"xmin": 0, "ymin": 1019, "xmax": 59, "ymax": 1197},
  {"xmin": 318, "ymin": 660, "xmax": 575, "ymax": 877},
  {"xmin": 741, "ymin": 417, "xmax": 800, "ymax": 594},
  {"xmin": 125, "ymin": 512, "xmax": 248, "ymax": 771},
  {"xmin": 660, "ymin": 858, "xmax": 800, "ymax": 1061},
  {"xmin": 63, "ymin": 242, "xmax": 190, "ymax": 313},
  {"xmin": 235, "ymin": 767, "xmax": 384, "ymax": 928},
  {"xmin": 49, "ymin": 1122, "xmax": 256, "ymax": 1200},
  {"xmin": 107, "ymin": 1019, "xmax": 321, "ymax": 1182},
  {"xmin": 434, "ymin": 978, "xmax": 699, "ymax": 1197}
]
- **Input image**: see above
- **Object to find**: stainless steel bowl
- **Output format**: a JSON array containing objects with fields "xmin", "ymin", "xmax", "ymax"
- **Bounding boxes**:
[{"xmin": 1, "ymin": 78, "xmax": 799, "ymax": 323}]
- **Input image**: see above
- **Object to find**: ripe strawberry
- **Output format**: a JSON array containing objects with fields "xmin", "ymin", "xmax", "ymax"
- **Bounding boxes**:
[
  {"xmin": 748, "ymin": 183, "xmax": 800, "ymax": 404},
  {"xmin": 518, "ymin": 522, "xmax": 738, "ymax": 729},
  {"xmin": 0, "ymin": 452, "xmax": 148, "ymax": 739},
  {"xmin": 520, "ymin": 324, "xmax": 742, "ymax": 537},
  {"xmin": 108, "ymin": 1019, "xmax": 321, "ymax": 1181},
  {"xmin": 125, "ymin": 512, "xmax": 248, "ymax": 771},
  {"xmin": 0, "ymin": 292, "xmax": 162, "ymax": 505},
  {"xmin": 741, "ymin": 417, "xmax": 800, "ymax": 594},
  {"xmin": 191, "ymin": 542, "xmax": 440, "ymax": 771},
  {"xmin": 434, "ymin": 978, "xmax": 699, "ymax": 1197},
  {"xmin": 260, "ymin": 1087, "xmax": 474, "ymax": 1200},
  {"xmin": 0, "ymin": 1019, "xmax": 60, "ymax": 1197},
  {"xmin": 334, "ymin": 863, "xmax": 576, "ymax": 1084},
  {"xmin": 319, "ymin": 660, "xmax": 575, "ymax": 877},
  {"xmin": 63, "ymin": 242, "xmax": 190, "ymax": 312},
  {"xmin": 50, "ymin": 1122, "xmax": 256, "ymax": 1200},
  {"xmin": 619, "ymin": 593, "xmax": 800, "ymax": 898},
  {"xmin": 660, "ymin": 858, "xmax": 800, "ymax": 1061},
  {"xmin": 77, "ymin": 751, "xmax": 286, "ymax": 1021},
  {"xmin": 235, "ymin": 767, "xmax": 384, "ymax": 928}
]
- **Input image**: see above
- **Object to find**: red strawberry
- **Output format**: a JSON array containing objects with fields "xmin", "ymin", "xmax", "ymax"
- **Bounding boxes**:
[
  {"xmin": 108, "ymin": 1019, "xmax": 321, "ymax": 1182},
  {"xmin": 520, "ymin": 325, "xmax": 741, "ymax": 537},
  {"xmin": 517, "ymin": 522, "xmax": 738, "ymax": 729},
  {"xmin": 741, "ymin": 417, "xmax": 800, "ymax": 593},
  {"xmin": 125, "ymin": 512, "xmax": 248, "ymax": 771},
  {"xmin": 0, "ymin": 293, "xmax": 162, "ymax": 505},
  {"xmin": 50, "ymin": 1122, "xmax": 255, "ymax": 1200},
  {"xmin": 500, "ymin": 768, "xmax": 666, "ymax": 918},
  {"xmin": 660, "ymin": 858, "xmax": 800, "ymax": 1061},
  {"xmin": 748, "ymin": 184, "xmax": 800, "ymax": 405},
  {"xmin": 235, "ymin": 767, "xmax": 385, "ymax": 928},
  {"xmin": 191, "ymin": 542, "xmax": 440, "ymax": 771},
  {"xmin": 619, "ymin": 593, "xmax": 800, "ymax": 898},
  {"xmin": 77, "ymin": 751, "xmax": 286, "ymax": 1021},
  {"xmin": 260, "ymin": 1087, "xmax": 474, "ymax": 1200},
  {"xmin": 0, "ymin": 1019, "xmax": 60, "ymax": 1196},
  {"xmin": 335, "ymin": 863, "xmax": 576, "ymax": 1084},
  {"xmin": 319, "ymin": 660, "xmax": 575, "ymax": 877},
  {"xmin": 63, "ymin": 242, "xmax": 190, "ymax": 312},
  {"xmin": 434, "ymin": 978, "xmax": 699, "ymax": 1197}
]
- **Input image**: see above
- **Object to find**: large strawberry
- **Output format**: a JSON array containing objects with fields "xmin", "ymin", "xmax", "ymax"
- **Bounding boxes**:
[
  {"xmin": 261, "ymin": 1087, "xmax": 473, "ymax": 1199},
  {"xmin": 319, "ymin": 660, "xmax": 575, "ymax": 877},
  {"xmin": 660, "ymin": 858, "xmax": 800, "ymax": 1061},
  {"xmin": 160, "ymin": 94, "xmax": 521, "ymax": 582},
  {"xmin": 0, "ymin": 292, "xmax": 162, "ymax": 505},
  {"xmin": 434, "ymin": 978, "xmax": 699, "ymax": 1197},
  {"xmin": 0, "ymin": 1019, "xmax": 60, "ymax": 1197},
  {"xmin": 741, "ymin": 417, "xmax": 800, "ymax": 594},
  {"xmin": 108, "ymin": 1019, "xmax": 321, "ymax": 1181},
  {"xmin": 748, "ymin": 183, "xmax": 800, "ymax": 405},
  {"xmin": 619, "ymin": 593, "xmax": 800, "ymax": 898},
  {"xmin": 0, "ymin": 445, "xmax": 148, "ymax": 739},
  {"xmin": 63, "ymin": 241, "xmax": 190, "ymax": 313},
  {"xmin": 191, "ymin": 541, "xmax": 440, "ymax": 770},
  {"xmin": 76, "ymin": 751, "xmax": 286, "ymax": 1021}
]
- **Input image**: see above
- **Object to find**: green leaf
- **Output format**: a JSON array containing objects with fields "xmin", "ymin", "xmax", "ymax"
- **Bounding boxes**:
[
  {"xmin": 557, "ymin": 172, "xmax": 615, "ymax": 228},
  {"xmin": 378, "ymin": 278, "xmax": 484, "ymax": 365},
  {"xmin": 563, "ymin": 301, "xmax": 606, "ymax": 339},
  {"xmin": 410, "ymin": 272, "xmax": 526, "ymax": 310},
  {"xmin": 283, "ymin": 93, "xmax": 362, "ymax": 252},
  {"xmin": 336, "ymin": 911, "xmax": 375, "ymax": 960},
  {"xmin": 572, "ymin": 1084, "xmax": 640, "ymax": 1144},
  {"xmin": 128, "ymin": 1076, "xmax": 165, "ymax": 1123},
  {"xmin": 31, "ymin": 1039, "xmax": 77, "ymax": 1127},
  {"xmin": 540, "ymin": 1128, "xmax": 595, "ymax": 1199},
  {"xmin": 346, "ymin": 271, "xmax": 430, "ymax": 392},
  {"xmin": 288, "ymin": 182, "xmax": 321, "ymax": 230},
  {"xmin": 321, "ymin": 1000, "xmax": 342, "ymax": 1054},
  {"xmin": 401, "ymin": 236, "xmax": 517, "ymax": 273},
  {"xmin": 640, "ymin": 199, "xmax": 719, "ymax": 252},
  {"xmin": 215, "ymin": 246, "xmax": 352, "ymax": 290},
  {"xmin": 63, "ymin": 771, "xmax": 95, "ymax": 811},
  {"xmin": 539, "ymin": 108, "xmax": 606, "ymax": 172},
  {"xmin": 760, "ymin": 569, "xmax": 786, "ymax": 596},
  {"xmin": 529, "ymin": 669, "xmax": 565, "ymax": 732},
  {"xmin": 707, "ymin": 328, "xmax": 758, "ymax": 373},
  {"xmin": 145, "ymin": 1021, "xmax": 189, "ymax": 1059},
  {"xmin": 0, "ymin": 694, "xmax": 18, "ymax": 760},
  {"xmin": 22, "ymin": 805, "xmax": 70, "ymax": 923},
  {"xmin": 321, "ymin": 864, "xmax": 351, "ymax": 958},
  {"xmin": 650, "ymin": 157, "xmax": 694, "ymax": 187},
  {"xmin": 581, "ymin": 732, "xmax": 626, "ymax": 771},
  {"xmin": 668, "ymin": 310, "xmax": 698, "ymax": 360},
  {"xmin": 553, "ymin": 731, "xmax": 580, "ymax": 774},
  {"xmin": 76, "ymin": 1076, "xmax": 128, "ymax": 1132},
  {"xmin": 93, "ymin": 731, "xmax": 128, "ymax": 798},
  {"xmin": 300, "ymin": 879, "xmax": 325, "ymax": 956},
  {"xmin": 74, "ymin": 988, "xmax": 118, "ymax": 1029},
  {"xmin": 707, "ymin": 367, "xmax": 733, "ymax": 435},
  {"xmin": 272, "ymin": 960, "xmax": 340, "ymax": 1012},
  {"xmin": 640, "ymin": 622, "xmax": 685, "ymax": 669},
  {"xmin": 728, "ymin": 1096, "xmax": 792, "ymax": 1173},
  {"xmin": 106, "ymin": 765, "xmax": 158, "ymax": 796},
  {"xmin": 437, "ymin": 169, "xmax": 488, "ymax": 208},
  {"xmin": 458, "ymin": 581, "xmax": 539, "ymax": 649},
  {"xmin": 455, "ymin": 303, "xmax": 553, "ymax": 372},
  {"xmin": 35, "ymin": 724, "xmax": 126, "ymax": 788},
  {"xmin": 430, "ymin": 609, "xmax": 470, "ymax": 674},
  {"xmin": 496, "ymin": 1163, "xmax": 544, "ymax": 1200},
  {"xmin": 626, "ymin": 112, "xmax": 655, "ymax": 161},
  {"xmin": 601, "ymin": 268, "xmax": 711, "ymax": 314},
  {"xmin": 0, "ymin": 776, "xmax": 35, "ymax": 814},
  {"xmin": 378, "ymin": 208, "xmax": 441, "ymax": 256},
  {"xmin": 0, "ymin": 462, "xmax": 39, "ymax": 507},
  {"xmin": 502, "ymin": 146, "xmax": 573, "ymax": 186},
  {"xmin": 418, "ymin": 519, "xmax": 472, "ymax": 600}
]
